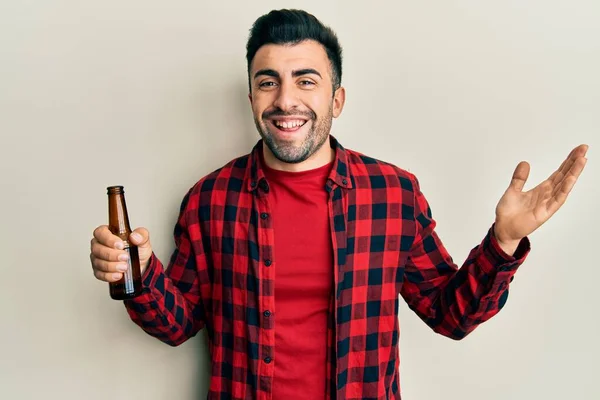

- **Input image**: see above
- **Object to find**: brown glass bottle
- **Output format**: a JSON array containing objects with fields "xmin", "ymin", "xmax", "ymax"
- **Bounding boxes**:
[{"xmin": 107, "ymin": 186, "xmax": 142, "ymax": 300}]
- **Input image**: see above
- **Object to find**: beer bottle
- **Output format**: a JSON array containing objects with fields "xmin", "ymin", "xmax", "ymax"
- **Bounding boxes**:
[{"xmin": 107, "ymin": 186, "xmax": 142, "ymax": 300}]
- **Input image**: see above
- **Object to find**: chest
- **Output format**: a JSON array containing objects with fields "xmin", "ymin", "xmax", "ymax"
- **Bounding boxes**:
[{"xmin": 199, "ymin": 183, "xmax": 414, "ymax": 305}]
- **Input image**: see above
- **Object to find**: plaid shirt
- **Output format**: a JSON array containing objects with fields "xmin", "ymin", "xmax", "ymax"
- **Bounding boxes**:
[{"xmin": 124, "ymin": 136, "xmax": 530, "ymax": 400}]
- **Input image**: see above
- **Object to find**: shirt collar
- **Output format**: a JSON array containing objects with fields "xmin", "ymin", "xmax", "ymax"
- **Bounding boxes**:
[{"xmin": 246, "ymin": 135, "xmax": 353, "ymax": 192}]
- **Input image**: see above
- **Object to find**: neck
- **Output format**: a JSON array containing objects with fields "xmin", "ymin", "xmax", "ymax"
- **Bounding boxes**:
[{"xmin": 262, "ymin": 138, "xmax": 334, "ymax": 172}]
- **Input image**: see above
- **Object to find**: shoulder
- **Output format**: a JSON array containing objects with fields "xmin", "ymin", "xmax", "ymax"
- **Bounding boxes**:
[
  {"xmin": 179, "ymin": 152, "xmax": 252, "ymax": 209},
  {"xmin": 344, "ymin": 147, "xmax": 419, "ymax": 192}
]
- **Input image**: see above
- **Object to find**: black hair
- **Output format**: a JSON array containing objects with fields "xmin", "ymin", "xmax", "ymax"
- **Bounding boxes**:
[{"xmin": 246, "ymin": 9, "xmax": 343, "ymax": 92}]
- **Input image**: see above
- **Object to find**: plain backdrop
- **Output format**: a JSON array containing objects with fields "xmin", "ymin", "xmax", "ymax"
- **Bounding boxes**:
[{"xmin": 1, "ymin": 1, "xmax": 598, "ymax": 399}]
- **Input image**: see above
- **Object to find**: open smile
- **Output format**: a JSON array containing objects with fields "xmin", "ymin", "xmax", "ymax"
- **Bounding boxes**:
[{"xmin": 268, "ymin": 118, "xmax": 310, "ymax": 134}]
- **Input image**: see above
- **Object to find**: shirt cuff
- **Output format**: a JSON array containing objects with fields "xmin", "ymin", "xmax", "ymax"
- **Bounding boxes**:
[
  {"xmin": 124, "ymin": 252, "xmax": 162, "ymax": 305},
  {"xmin": 141, "ymin": 252, "xmax": 161, "ymax": 289},
  {"xmin": 479, "ymin": 224, "xmax": 531, "ymax": 274}
]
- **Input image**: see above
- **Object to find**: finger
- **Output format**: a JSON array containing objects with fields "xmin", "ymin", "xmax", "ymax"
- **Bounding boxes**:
[
  {"xmin": 91, "ymin": 240, "xmax": 129, "ymax": 262},
  {"xmin": 93, "ymin": 225, "xmax": 125, "ymax": 250},
  {"xmin": 549, "ymin": 144, "xmax": 588, "ymax": 185},
  {"xmin": 547, "ymin": 175, "xmax": 577, "ymax": 216},
  {"xmin": 570, "ymin": 156, "xmax": 588, "ymax": 179},
  {"xmin": 549, "ymin": 151, "xmax": 575, "ymax": 185},
  {"xmin": 93, "ymin": 268, "xmax": 124, "ymax": 283},
  {"xmin": 551, "ymin": 156, "xmax": 587, "ymax": 198},
  {"xmin": 91, "ymin": 254, "xmax": 130, "ymax": 273},
  {"xmin": 509, "ymin": 161, "xmax": 530, "ymax": 192},
  {"xmin": 130, "ymin": 227, "xmax": 151, "ymax": 248},
  {"xmin": 577, "ymin": 144, "xmax": 589, "ymax": 157},
  {"xmin": 548, "ymin": 154, "xmax": 586, "ymax": 211}
]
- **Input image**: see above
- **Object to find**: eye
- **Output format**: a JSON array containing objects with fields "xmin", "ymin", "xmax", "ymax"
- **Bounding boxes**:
[
  {"xmin": 259, "ymin": 81, "xmax": 277, "ymax": 88},
  {"xmin": 299, "ymin": 80, "xmax": 315, "ymax": 86}
]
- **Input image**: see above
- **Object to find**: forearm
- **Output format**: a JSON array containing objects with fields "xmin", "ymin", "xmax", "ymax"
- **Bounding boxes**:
[
  {"xmin": 405, "ymin": 227, "xmax": 530, "ymax": 340},
  {"xmin": 123, "ymin": 253, "xmax": 205, "ymax": 346},
  {"xmin": 402, "ymin": 174, "xmax": 532, "ymax": 339}
]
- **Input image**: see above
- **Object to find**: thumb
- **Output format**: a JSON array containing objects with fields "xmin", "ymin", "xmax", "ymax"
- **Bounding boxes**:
[
  {"xmin": 130, "ymin": 227, "xmax": 151, "ymax": 248},
  {"xmin": 509, "ymin": 161, "xmax": 530, "ymax": 192}
]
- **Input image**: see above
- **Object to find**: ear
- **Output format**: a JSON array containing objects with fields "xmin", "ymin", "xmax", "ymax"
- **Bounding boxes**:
[
  {"xmin": 248, "ymin": 92, "xmax": 253, "ymax": 106},
  {"xmin": 332, "ymin": 86, "xmax": 346, "ymax": 118}
]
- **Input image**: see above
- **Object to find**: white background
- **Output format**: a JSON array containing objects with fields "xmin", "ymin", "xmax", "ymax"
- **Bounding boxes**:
[{"xmin": 1, "ymin": 1, "xmax": 598, "ymax": 399}]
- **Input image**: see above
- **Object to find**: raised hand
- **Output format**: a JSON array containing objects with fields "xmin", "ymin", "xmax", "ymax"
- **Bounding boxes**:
[{"xmin": 494, "ymin": 144, "xmax": 589, "ymax": 254}]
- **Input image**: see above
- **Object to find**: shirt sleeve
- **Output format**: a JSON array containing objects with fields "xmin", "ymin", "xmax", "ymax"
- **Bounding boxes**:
[
  {"xmin": 122, "ymin": 188, "xmax": 208, "ymax": 346},
  {"xmin": 399, "ymin": 176, "xmax": 530, "ymax": 340}
]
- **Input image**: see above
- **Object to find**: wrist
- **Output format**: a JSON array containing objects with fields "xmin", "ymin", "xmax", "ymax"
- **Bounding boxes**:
[
  {"xmin": 493, "ymin": 223, "xmax": 521, "ymax": 256},
  {"xmin": 497, "ymin": 238, "xmax": 520, "ymax": 256}
]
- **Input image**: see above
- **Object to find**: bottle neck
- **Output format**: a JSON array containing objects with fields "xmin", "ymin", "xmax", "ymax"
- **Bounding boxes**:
[{"xmin": 108, "ymin": 194, "xmax": 131, "ymax": 235}]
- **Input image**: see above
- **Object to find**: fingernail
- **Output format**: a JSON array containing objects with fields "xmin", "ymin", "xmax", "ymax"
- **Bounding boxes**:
[
  {"xmin": 131, "ymin": 233, "xmax": 142, "ymax": 242},
  {"xmin": 118, "ymin": 253, "xmax": 129, "ymax": 262},
  {"xmin": 116, "ymin": 264, "xmax": 128, "ymax": 272},
  {"xmin": 115, "ymin": 241, "xmax": 124, "ymax": 250},
  {"xmin": 112, "ymin": 273, "xmax": 123, "ymax": 280}
]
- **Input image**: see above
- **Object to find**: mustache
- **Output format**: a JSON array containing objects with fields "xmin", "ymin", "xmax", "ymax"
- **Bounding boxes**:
[{"xmin": 262, "ymin": 108, "xmax": 316, "ymax": 120}]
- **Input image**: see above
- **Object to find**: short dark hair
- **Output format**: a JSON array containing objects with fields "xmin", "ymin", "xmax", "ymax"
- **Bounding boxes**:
[{"xmin": 246, "ymin": 9, "xmax": 343, "ymax": 92}]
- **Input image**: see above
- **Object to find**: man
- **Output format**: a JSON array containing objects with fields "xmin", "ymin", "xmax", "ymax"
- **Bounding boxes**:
[{"xmin": 89, "ymin": 9, "xmax": 588, "ymax": 400}]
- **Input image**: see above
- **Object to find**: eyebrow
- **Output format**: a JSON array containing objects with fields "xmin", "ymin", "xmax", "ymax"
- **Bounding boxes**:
[
  {"xmin": 292, "ymin": 68, "xmax": 322, "ymax": 78},
  {"xmin": 253, "ymin": 68, "xmax": 322, "ymax": 80}
]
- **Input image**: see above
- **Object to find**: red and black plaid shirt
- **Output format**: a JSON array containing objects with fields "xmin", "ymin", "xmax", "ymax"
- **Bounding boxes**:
[{"xmin": 124, "ymin": 136, "xmax": 530, "ymax": 400}]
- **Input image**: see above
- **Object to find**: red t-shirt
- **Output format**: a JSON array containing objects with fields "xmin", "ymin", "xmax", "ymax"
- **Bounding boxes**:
[{"xmin": 262, "ymin": 156, "xmax": 334, "ymax": 400}]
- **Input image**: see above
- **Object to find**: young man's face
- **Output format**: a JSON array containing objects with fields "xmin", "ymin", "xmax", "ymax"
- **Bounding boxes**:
[{"xmin": 248, "ymin": 40, "xmax": 345, "ymax": 165}]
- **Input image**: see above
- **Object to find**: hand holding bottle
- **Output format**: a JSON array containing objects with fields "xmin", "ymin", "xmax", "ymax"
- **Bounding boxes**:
[
  {"xmin": 90, "ymin": 186, "xmax": 153, "ymax": 299},
  {"xmin": 90, "ymin": 225, "xmax": 153, "ymax": 282}
]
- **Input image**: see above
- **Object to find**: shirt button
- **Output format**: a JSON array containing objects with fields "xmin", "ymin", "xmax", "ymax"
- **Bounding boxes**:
[
  {"xmin": 263, "ymin": 310, "xmax": 271, "ymax": 317},
  {"xmin": 250, "ymin": 181, "xmax": 257, "ymax": 188},
  {"xmin": 264, "ymin": 357, "xmax": 272, "ymax": 364},
  {"xmin": 260, "ymin": 213, "xmax": 269, "ymax": 220},
  {"xmin": 264, "ymin": 259, "xmax": 272, "ymax": 267},
  {"xmin": 342, "ymin": 178, "xmax": 348, "ymax": 185}
]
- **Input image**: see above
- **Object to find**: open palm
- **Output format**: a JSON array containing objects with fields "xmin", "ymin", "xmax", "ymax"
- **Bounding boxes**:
[{"xmin": 494, "ymin": 144, "xmax": 589, "ymax": 243}]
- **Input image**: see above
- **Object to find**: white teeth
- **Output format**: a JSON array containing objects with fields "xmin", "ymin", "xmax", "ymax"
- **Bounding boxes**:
[{"xmin": 274, "ymin": 120, "xmax": 305, "ymax": 129}]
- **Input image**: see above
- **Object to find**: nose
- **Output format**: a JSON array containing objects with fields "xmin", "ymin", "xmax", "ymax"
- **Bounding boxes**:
[{"xmin": 272, "ymin": 80, "xmax": 301, "ymax": 112}]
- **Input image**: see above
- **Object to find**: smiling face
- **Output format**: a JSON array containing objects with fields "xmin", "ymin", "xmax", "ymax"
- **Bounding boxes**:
[{"xmin": 248, "ymin": 40, "xmax": 345, "ymax": 171}]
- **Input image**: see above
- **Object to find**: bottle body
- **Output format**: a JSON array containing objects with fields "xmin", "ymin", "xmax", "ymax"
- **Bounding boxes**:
[
  {"xmin": 107, "ymin": 186, "xmax": 142, "ymax": 300},
  {"xmin": 108, "ymin": 237, "xmax": 142, "ymax": 300}
]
